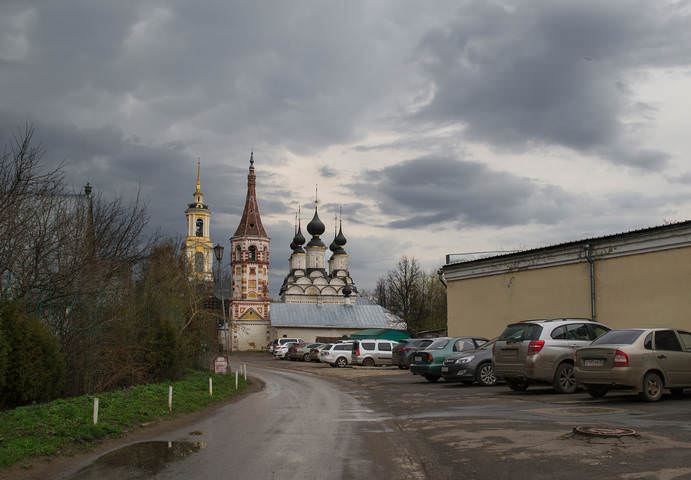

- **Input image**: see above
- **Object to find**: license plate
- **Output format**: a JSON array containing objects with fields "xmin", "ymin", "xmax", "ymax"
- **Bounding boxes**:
[
  {"xmin": 414, "ymin": 356, "xmax": 422, "ymax": 362},
  {"xmin": 584, "ymin": 359, "xmax": 604, "ymax": 367},
  {"xmin": 441, "ymin": 366, "xmax": 449, "ymax": 372}
]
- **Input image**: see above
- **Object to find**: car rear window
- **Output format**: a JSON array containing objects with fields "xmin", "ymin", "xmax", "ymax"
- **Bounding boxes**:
[
  {"xmin": 591, "ymin": 330, "xmax": 644, "ymax": 345},
  {"xmin": 335, "ymin": 344, "xmax": 351, "ymax": 351},
  {"xmin": 499, "ymin": 324, "xmax": 543, "ymax": 341},
  {"xmin": 426, "ymin": 339, "xmax": 449, "ymax": 350}
]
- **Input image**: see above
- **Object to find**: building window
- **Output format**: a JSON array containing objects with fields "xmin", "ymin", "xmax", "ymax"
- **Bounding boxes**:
[
  {"xmin": 196, "ymin": 219, "xmax": 204, "ymax": 237},
  {"xmin": 250, "ymin": 267, "xmax": 256, "ymax": 275},
  {"xmin": 194, "ymin": 252, "xmax": 204, "ymax": 272},
  {"xmin": 236, "ymin": 246, "xmax": 241, "ymax": 261},
  {"xmin": 249, "ymin": 246, "xmax": 257, "ymax": 261}
]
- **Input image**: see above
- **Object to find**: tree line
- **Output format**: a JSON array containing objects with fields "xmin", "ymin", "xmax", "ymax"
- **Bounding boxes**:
[
  {"xmin": 370, "ymin": 256, "xmax": 447, "ymax": 335},
  {"xmin": 0, "ymin": 126, "xmax": 217, "ymax": 408}
]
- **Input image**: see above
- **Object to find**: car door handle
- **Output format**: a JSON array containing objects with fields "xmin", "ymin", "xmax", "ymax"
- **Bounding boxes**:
[{"xmin": 657, "ymin": 355, "xmax": 666, "ymax": 359}]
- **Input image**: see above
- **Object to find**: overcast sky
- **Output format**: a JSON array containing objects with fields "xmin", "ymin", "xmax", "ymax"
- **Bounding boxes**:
[{"xmin": 2, "ymin": 0, "xmax": 691, "ymax": 295}]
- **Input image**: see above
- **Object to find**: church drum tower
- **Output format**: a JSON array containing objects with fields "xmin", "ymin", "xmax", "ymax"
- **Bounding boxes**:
[
  {"xmin": 184, "ymin": 161, "xmax": 214, "ymax": 282},
  {"xmin": 229, "ymin": 153, "xmax": 271, "ymax": 351}
]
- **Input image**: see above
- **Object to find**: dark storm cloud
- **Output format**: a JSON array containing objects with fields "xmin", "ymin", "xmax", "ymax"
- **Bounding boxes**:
[
  {"xmin": 350, "ymin": 155, "xmax": 579, "ymax": 229},
  {"xmin": 0, "ymin": 1, "xmax": 418, "ymax": 155},
  {"xmin": 413, "ymin": 0, "xmax": 691, "ymax": 169}
]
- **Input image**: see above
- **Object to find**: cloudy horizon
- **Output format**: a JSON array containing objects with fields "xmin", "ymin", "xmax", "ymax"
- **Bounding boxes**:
[{"xmin": 2, "ymin": 0, "xmax": 691, "ymax": 295}]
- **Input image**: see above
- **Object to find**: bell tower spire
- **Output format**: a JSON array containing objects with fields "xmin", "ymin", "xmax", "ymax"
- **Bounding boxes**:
[{"xmin": 184, "ymin": 158, "xmax": 213, "ymax": 282}]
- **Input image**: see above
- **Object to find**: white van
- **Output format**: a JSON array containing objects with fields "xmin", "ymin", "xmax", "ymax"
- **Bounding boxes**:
[{"xmin": 351, "ymin": 339, "xmax": 398, "ymax": 366}]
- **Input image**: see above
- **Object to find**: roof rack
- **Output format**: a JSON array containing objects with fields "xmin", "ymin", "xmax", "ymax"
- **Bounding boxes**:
[{"xmin": 519, "ymin": 317, "xmax": 594, "ymax": 323}]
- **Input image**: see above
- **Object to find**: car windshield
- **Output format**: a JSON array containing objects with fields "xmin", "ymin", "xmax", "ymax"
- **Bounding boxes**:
[
  {"xmin": 426, "ymin": 339, "xmax": 450, "ymax": 350},
  {"xmin": 499, "ymin": 323, "xmax": 542, "ymax": 341},
  {"xmin": 591, "ymin": 329, "xmax": 644, "ymax": 345}
]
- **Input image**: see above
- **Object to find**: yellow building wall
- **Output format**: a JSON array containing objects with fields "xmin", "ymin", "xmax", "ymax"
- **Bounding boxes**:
[
  {"xmin": 447, "ymin": 246, "xmax": 691, "ymax": 339},
  {"xmin": 448, "ymin": 263, "xmax": 592, "ymax": 339},
  {"xmin": 596, "ymin": 247, "xmax": 691, "ymax": 330}
]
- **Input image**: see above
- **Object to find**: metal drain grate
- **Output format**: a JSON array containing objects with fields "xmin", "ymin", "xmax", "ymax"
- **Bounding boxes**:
[{"xmin": 573, "ymin": 425, "xmax": 639, "ymax": 438}]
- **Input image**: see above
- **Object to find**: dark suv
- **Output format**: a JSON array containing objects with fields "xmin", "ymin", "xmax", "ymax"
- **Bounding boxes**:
[
  {"xmin": 493, "ymin": 318, "xmax": 610, "ymax": 393},
  {"xmin": 392, "ymin": 338, "xmax": 434, "ymax": 369}
]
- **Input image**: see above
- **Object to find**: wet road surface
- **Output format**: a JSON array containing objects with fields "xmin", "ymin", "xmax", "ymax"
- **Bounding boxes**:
[{"xmin": 58, "ymin": 366, "xmax": 410, "ymax": 480}]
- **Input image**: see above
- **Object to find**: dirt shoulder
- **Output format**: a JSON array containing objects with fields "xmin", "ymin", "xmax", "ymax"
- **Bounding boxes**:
[{"xmin": 0, "ymin": 376, "xmax": 264, "ymax": 480}]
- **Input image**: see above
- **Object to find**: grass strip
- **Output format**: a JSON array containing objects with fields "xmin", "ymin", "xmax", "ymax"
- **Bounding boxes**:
[{"xmin": 0, "ymin": 369, "xmax": 250, "ymax": 468}]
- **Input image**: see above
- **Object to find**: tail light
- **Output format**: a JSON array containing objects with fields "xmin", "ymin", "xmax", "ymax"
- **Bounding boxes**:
[
  {"xmin": 356, "ymin": 348, "xmax": 360, "ymax": 356},
  {"xmin": 426, "ymin": 352, "xmax": 433, "ymax": 362},
  {"xmin": 613, "ymin": 350, "xmax": 629, "ymax": 367},
  {"xmin": 492, "ymin": 343, "xmax": 495, "ymax": 354},
  {"xmin": 400, "ymin": 347, "xmax": 410, "ymax": 352},
  {"xmin": 527, "ymin": 340, "xmax": 545, "ymax": 354}
]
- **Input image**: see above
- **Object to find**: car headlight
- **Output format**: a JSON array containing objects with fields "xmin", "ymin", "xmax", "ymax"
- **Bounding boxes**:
[{"xmin": 455, "ymin": 355, "xmax": 474, "ymax": 365}]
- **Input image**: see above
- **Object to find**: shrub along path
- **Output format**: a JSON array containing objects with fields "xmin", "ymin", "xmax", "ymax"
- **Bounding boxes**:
[{"xmin": 0, "ymin": 369, "xmax": 250, "ymax": 469}]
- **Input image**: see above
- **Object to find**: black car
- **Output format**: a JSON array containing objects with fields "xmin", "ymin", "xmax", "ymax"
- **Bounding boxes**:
[
  {"xmin": 392, "ymin": 338, "xmax": 435, "ymax": 369},
  {"xmin": 441, "ymin": 340, "xmax": 497, "ymax": 386}
]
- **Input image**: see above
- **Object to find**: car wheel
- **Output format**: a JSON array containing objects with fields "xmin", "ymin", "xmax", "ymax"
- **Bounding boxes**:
[
  {"xmin": 423, "ymin": 375, "xmax": 440, "ymax": 383},
  {"xmin": 476, "ymin": 362, "xmax": 497, "ymax": 386},
  {"xmin": 507, "ymin": 379, "xmax": 529, "ymax": 392},
  {"xmin": 640, "ymin": 372, "xmax": 664, "ymax": 402},
  {"xmin": 335, "ymin": 357, "xmax": 348, "ymax": 368},
  {"xmin": 303, "ymin": 354, "xmax": 310, "ymax": 361},
  {"xmin": 553, "ymin": 362, "xmax": 577, "ymax": 394},
  {"xmin": 363, "ymin": 358, "xmax": 375, "ymax": 367},
  {"xmin": 585, "ymin": 384, "xmax": 609, "ymax": 398}
]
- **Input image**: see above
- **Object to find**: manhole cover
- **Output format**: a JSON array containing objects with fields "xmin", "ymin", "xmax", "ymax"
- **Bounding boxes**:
[{"xmin": 573, "ymin": 425, "xmax": 639, "ymax": 438}]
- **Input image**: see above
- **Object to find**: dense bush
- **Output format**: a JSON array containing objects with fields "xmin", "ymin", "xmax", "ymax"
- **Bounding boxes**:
[{"xmin": 0, "ymin": 302, "xmax": 65, "ymax": 408}]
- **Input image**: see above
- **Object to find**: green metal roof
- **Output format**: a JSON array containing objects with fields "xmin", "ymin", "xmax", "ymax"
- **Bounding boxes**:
[{"xmin": 349, "ymin": 328, "xmax": 410, "ymax": 340}]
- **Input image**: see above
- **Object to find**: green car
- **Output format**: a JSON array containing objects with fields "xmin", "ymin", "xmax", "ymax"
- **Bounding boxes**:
[{"xmin": 410, "ymin": 337, "xmax": 488, "ymax": 382}]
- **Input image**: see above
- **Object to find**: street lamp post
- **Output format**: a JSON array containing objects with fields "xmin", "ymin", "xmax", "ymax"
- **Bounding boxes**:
[{"xmin": 213, "ymin": 243, "xmax": 228, "ymax": 353}]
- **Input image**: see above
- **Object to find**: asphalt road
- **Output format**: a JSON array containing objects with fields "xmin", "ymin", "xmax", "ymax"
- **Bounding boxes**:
[
  {"xmin": 52, "ymin": 354, "xmax": 691, "ymax": 480},
  {"xmin": 57, "ymin": 365, "xmax": 413, "ymax": 480}
]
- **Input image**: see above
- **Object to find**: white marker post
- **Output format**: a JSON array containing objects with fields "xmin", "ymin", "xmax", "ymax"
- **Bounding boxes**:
[
  {"xmin": 243, "ymin": 363, "xmax": 247, "ymax": 380},
  {"xmin": 168, "ymin": 385, "xmax": 173, "ymax": 411},
  {"xmin": 235, "ymin": 370, "xmax": 239, "ymax": 390},
  {"xmin": 209, "ymin": 377, "xmax": 213, "ymax": 396},
  {"xmin": 93, "ymin": 397, "xmax": 99, "ymax": 424}
]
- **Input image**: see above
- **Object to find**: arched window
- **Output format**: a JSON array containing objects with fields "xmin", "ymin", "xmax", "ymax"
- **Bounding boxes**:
[
  {"xmin": 194, "ymin": 252, "xmax": 204, "ymax": 272},
  {"xmin": 236, "ymin": 246, "xmax": 241, "ymax": 261},
  {"xmin": 196, "ymin": 218, "xmax": 204, "ymax": 237},
  {"xmin": 248, "ymin": 246, "xmax": 257, "ymax": 261}
]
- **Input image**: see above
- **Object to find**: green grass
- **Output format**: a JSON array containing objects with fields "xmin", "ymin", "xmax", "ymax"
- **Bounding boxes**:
[{"xmin": 0, "ymin": 370, "xmax": 250, "ymax": 468}]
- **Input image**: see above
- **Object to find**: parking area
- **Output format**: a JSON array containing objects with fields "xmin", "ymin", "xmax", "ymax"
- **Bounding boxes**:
[{"xmin": 239, "ymin": 353, "xmax": 691, "ymax": 479}]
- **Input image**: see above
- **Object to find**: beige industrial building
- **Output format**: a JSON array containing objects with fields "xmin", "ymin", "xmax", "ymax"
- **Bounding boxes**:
[{"xmin": 442, "ymin": 221, "xmax": 691, "ymax": 339}]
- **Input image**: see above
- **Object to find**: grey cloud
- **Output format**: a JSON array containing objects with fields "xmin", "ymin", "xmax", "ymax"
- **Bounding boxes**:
[
  {"xmin": 413, "ymin": 0, "xmax": 691, "ymax": 169},
  {"xmin": 319, "ymin": 166, "xmax": 337, "ymax": 178},
  {"xmin": 350, "ymin": 155, "xmax": 580, "ymax": 229}
]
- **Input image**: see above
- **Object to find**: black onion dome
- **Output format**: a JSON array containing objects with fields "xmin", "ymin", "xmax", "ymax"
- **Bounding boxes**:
[
  {"xmin": 306, "ymin": 208, "xmax": 325, "ymax": 236},
  {"xmin": 342, "ymin": 284, "xmax": 352, "ymax": 297},
  {"xmin": 293, "ymin": 225, "xmax": 305, "ymax": 246},
  {"xmin": 335, "ymin": 225, "xmax": 347, "ymax": 247},
  {"xmin": 329, "ymin": 239, "xmax": 338, "ymax": 252},
  {"xmin": 290, "ymin": 240, "xmax": 297, "ymax": 250}
]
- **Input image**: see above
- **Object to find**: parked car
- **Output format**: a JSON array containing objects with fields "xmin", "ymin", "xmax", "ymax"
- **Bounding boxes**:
[
  {"xmin": 392, "ymin": 338, "xmax": 435, "ymax": 369},
  {"xmin": 575, "ymin": 328, "xmax": 691, "ymax": 402},
  {"xmin": 290, "ymin": 343, "xmax": 322, "ymax": 361},
  {"xmin": 266, "ymin": 340, "xmax": 278, "ymax": 353},
  {"xmin": 493, "ymin": 318, "xmax": 610, "ymax": 393},
  {"xmin": 274, "ymin": 341, "xmax": 301, "ymax": 359},
  {"xmin": 309, "ymin": 343, "xmax": 330, "ymax": 362},
  {"xmin": 351, "ymin": 340, "xmax": 398, "ymax": 366},
  {"xmin": 319, "ymin": 342, "xmax": 353, "ymax": 367},
  {"xmin": 410, "ymin": 337, "xmax": 488, "ymax": 382},
  {"xmin": 442, "ymin": 340, "xmax": 497, "ymax": 385},
  {"xmin": 286, "ymin": 342, "xmax": 307, "ymax": 361}
]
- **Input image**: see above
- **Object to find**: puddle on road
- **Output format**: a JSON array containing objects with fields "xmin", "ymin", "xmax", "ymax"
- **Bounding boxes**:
[{"xmin": 67, "ymin": 441, "xmax": 205, "ymax": 479}]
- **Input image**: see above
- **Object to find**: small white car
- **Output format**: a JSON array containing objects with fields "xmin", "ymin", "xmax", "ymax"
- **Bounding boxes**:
[{"xmin": 319, "ymin": 342, "xmax": 353, "ymax": 368}]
